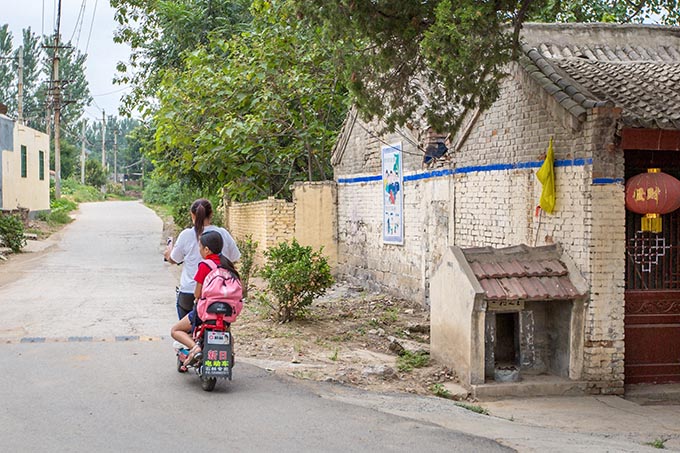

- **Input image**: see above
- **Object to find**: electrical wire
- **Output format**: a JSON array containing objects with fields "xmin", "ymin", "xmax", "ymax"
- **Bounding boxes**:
[
  {"xmin": 92, "ymin": 86, "xmax": 131, "ymax": 97},
  {"xmin": 353, "ymin": 120, "xmax": 425, "ymax": 158},
  {"xmin": 70, "ymin": 0, "xmax": 87, "ymax": 47},
  {"xmin": 84, "ymin": 0, "xmax": 98, "ymax": 55}
]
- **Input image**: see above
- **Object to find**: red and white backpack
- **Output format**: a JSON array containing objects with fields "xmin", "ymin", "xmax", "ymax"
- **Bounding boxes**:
[{"xmin": 197, "ymin": 259, "xmax": 243, "ymax": 323}]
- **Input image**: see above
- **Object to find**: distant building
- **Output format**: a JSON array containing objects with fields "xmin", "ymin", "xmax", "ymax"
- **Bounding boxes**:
[{"xmin": 0, "ymin": 112, "xmax": 50, "ymax": 217}]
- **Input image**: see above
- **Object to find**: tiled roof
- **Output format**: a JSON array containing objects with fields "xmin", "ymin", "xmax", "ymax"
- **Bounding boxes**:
[
  {"xmin": 462, "ymin": 244, "xmax": 586, "ymax": 301},
  {"xmin": 519, "ymin": 23, "xmax": 680, "ymax": 130}
]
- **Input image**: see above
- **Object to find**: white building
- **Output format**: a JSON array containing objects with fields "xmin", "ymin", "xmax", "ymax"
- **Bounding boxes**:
[{"xmin": 0, "ymin": 113, "xmax": 50, "ymax": 217}]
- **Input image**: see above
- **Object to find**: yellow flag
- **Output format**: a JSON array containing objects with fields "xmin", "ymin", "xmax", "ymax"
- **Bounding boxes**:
[{"xmin": 536, "ymin": 138, "xmax": 556, "ymax": 214}]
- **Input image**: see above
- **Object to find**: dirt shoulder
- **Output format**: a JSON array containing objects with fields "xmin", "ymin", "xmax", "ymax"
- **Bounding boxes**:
[{"xmin": 235, "ymin": 281, "xmax": 462, "ymax": 398}]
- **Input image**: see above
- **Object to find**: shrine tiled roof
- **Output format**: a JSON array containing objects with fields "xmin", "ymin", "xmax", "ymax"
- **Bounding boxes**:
[
  {"xmin": 518, "ymin": 23, "xmax": 680, "ymax": 130},
  {"xmin": 462, "ymin": 244, "xmax": 586, "ymax": 301}
]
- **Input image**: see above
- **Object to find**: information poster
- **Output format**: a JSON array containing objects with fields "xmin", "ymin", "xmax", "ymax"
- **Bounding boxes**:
[{"xmin": 382, "ymin": 142, "xmax": 403, "ymax": 245}]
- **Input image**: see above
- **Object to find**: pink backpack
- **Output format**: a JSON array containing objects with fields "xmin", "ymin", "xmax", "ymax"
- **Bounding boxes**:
[{"xmin": 197, "ymin": 259, "xmax": 243, "ymax": 323}]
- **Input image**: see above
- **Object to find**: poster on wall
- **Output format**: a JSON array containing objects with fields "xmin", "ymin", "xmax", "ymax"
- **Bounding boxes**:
[{"xmin": 382, "ymin": 142, "xmax": 404, "ymax": 245}]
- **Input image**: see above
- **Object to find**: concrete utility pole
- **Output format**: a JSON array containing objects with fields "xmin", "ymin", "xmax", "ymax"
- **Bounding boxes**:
[
  {"xmin": 113, "ymin": 128, "xmax": 118, "ymax": 184},
  {"xmin": 101, "ymin": 110, "xmax": 106, "ymax": 170},
  {"xmin": 52, "ymin": 0, "xmax": 63, "ymax": 199},
  {"xmin": 17, "ymin": 46, "xmax": 23, "ymax": 124},
  {"xmin": 80, "ymin": 121, "xmax": 86, "ymax": 184}
]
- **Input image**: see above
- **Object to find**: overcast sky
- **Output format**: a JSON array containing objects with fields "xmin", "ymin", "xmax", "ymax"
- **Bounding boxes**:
[{"xmin": 4, "ymin": 0, "xmax": 132, "ymax": 120}]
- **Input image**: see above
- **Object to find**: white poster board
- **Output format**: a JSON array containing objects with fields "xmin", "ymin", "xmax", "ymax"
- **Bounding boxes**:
[{"xmin": 382, "ymin": 142, "xmax": 404, "ymax": 245}]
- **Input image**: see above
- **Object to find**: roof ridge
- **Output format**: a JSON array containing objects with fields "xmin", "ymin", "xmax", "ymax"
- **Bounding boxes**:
[{"xmin": 519, "ymin": 43, "xmax": 613, "ymax": 123}]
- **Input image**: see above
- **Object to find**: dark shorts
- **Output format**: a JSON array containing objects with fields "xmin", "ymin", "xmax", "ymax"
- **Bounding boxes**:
[
  {"xmin": 188, "ymin": 309, "xmax": 203, "ymax": 330},
  {"xmin": 176, "ymin": 290, "xmax": 195, "ymax": 320}
]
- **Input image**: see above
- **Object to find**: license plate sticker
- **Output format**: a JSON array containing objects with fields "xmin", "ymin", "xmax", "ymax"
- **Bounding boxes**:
[{"xmin": 206, "ymin": 331, "xmax": 230, "ymax": 345}]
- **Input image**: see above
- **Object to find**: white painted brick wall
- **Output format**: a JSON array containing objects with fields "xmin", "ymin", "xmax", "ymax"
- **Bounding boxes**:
[{"xmin": 334, "ymin": 62, "xmax": 626, "ymax": 393}]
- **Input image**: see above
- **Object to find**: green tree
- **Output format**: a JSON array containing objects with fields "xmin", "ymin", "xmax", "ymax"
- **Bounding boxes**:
[
  {"xmin": 17, "ymin": 29, "xmax": 44, "ymax": 129},
  {"xmin": 0, "ymin": 25, "xmax": 15, "ymax": 108},
  {"xmin": 293, "ymin": 0, "xmax": 680, "ymax": 133},
  {"xmin": 84, "ymin": 159, "xmax": 107, "ymax": 187},
  {"xmin": 535, "ymin": 0, "xmax": 680, "ymax": 23},
  {"xmin": 150, "ymin": 0, "xmax": 348, "ymax": 201},
  {"xmin": 0, "ymin": 26, "xmax": 47, "ymax": 130},
  {"xmin": 111, "ymin": 0, "xmax": 252, "ymax": 116}
]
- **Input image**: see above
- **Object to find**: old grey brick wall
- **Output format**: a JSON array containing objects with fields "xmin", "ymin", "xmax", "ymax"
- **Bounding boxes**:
[{"xmin": 334, "ymin": 62, "xmax": 626, "ymax": 393}]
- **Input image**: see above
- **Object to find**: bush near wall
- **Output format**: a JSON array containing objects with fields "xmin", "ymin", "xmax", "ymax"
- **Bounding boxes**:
[
  {"xmin": 260, "ymin": 239, "xmax": 334, "ymax": 323},
  {"xmin": 0, "ymin": 214, "xmax": 27, "ymax": 252}
]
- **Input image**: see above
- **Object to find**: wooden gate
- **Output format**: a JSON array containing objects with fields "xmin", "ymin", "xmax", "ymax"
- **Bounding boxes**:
[{"xmin": 625, "ymin": 150, "xmax": 680, "ymax": 384}]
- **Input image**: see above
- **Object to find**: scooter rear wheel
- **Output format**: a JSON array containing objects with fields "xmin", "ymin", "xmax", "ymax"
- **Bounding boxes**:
[{"xmin": 201, "ymin": 376, "xmax": 217, "ymax": 392}]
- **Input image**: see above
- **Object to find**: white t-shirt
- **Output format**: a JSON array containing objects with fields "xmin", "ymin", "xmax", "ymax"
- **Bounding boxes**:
[{"xmin": 170, "ymin": 225, "xmax": 241, "ymax": 293}]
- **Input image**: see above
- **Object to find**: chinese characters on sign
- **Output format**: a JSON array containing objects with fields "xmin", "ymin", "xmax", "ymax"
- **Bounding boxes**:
[{"xmin": 382, "ymin": 142, "xmax": 403, "ymax": 245}]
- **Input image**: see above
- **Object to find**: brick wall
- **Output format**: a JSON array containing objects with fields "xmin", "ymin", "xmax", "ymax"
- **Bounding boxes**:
[
  {"xmin": 333, "ymin": 62, "xmax": 627, "ymax": 393},
  {"xmin": 224, "ymin": 197, "xmax": 295, "ymax": 264}
]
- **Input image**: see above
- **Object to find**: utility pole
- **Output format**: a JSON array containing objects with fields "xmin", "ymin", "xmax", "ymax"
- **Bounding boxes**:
[
  {"xmin": 113, "ymin": 128, "xmax": 118, "ymax": 184},
  {"xmin": 80, "ymin": 120, "xmax": 86, "ymax": 184},
  {"xmin": 101, "ymin": 109, "xmax": 106, "ymax": 170},
  {"xmin": 52, "ymin": 0, "xmax": 63, "ymax": 199},
  {"xmin": 17, "ymin": 46, "xmax": 23, "ymax": 124}
]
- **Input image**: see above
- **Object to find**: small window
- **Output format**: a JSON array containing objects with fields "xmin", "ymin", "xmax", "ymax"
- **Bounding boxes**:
[
  {"xmin": 39, "ymin": 150, "xmax": 45, "ymax": 180},
  {"xmin": 21, "ymin": 145, "xmax": 27, "ymax": 178}
]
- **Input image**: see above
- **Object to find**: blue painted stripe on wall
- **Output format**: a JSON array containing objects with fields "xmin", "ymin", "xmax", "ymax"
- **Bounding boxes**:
[
  {"xmin": 337, "ymin": 175, "xmax": 383, "ymax": 184},
  {"xmin": 338, "ymin": 157, "xmax": 594, "ymax": 184},
  {"xmin": 404, "ymin": 169, "xmax": 455, "ymax": 181},
  {"xmin": 592, "ymin": 178, "xmax": 624, "ymax": 184}
]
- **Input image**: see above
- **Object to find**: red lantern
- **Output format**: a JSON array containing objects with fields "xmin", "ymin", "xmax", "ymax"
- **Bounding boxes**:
[{"xmin": 625, "ymin": 168, "xmax": 680, "ymax": 233}]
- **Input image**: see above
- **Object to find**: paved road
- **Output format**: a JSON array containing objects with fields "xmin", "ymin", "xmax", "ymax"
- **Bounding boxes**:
[
  {"xmin": 0, "ymin": 201, "xmax": 177, "ymax": 340},
  {"xmin": 0, "ymin": 201, "xmax": 510, "ymax": 452}
]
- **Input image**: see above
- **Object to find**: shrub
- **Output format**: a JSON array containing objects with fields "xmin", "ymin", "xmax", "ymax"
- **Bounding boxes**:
[
  {"xmin": 71, "ymin": 185, "xmax": 105, "ymax": 203},
  {"xmin": 85, "ymin": 160, "xmax": 107, "ymax": 187},
  {"xmin": 0, "ymin": 214, "xmax": 26, "ymax": 252},
  {"xmin": 236, "ymin": 234, "xmax": 258, "ymax": 300},
  {"xmin": 106, "ymin": 182, "xmax": 125, "ymax": 197},
  {"xmin": 260, "ymin": 239, "xmax": 334, "ymax": 323}
]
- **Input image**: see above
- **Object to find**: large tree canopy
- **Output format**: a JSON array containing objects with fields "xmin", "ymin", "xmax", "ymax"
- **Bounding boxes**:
[
  {"xmin": 111, "ymin": 0, "xmax": 252, "ymax": 116},
  {"xmin": 149, "ymin": 0, "xmax": 348, "ymax": 201},
  {"xmin": 293, "ymin": 0, "xmax": 680, "ymax": 133}
]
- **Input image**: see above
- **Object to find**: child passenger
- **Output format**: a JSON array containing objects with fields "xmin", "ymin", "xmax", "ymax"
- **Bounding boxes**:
[{"xmin": 170, "ymin": 230, "xmax": 241, "ymax": 366}]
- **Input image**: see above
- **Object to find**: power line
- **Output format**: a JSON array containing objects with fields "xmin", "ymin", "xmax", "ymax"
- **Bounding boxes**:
[
  {"xmin": 69, "ymin": 0, "xmax": 87, "ymax": 46},
  {"xmin": 92, "ymin": 85, "xmax": 130, "ymax": 97},
  {"xmin": 85, "ymin": 0, "xmax": 98, "ymax": 55}
]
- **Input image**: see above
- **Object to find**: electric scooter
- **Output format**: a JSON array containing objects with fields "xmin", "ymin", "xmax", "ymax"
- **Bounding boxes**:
[{"xmin": 175, "ymin": 302, "xmax": 234, "ymax": 392}]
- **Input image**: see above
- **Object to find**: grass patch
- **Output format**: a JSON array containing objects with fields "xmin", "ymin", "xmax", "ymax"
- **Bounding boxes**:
[
  {"xmin": 329, "ymin": 332, "xmax": 353, "ymax": 343},
  {"xmin": 646, "ymin": 438, "xmax": 667, "ymax": 449},
  {"xmin": 105, "ymin": 193, "xmax": 138, "ymax": 201},
  {"xmin": 455, "ymin": 402, "xmax": 489, "ymax": 415},
  {"xmin": 380, "ymin": 307, "xmax": 399, "ymax": 324},
  {"xmin": 329, "ymin": 348, "xmax": 339, "ymax": 361},
  {"xmin": 71, "ymin": 186, "xmax": 105, "ymax": 203},
  {"xmin": 44, "ymin": 210, "xmax": 73, "ymax": 225},
  {"xmin": 429, "ymin": 383, "xmax": 451, "ymax": 399},
  {"xmin": 396, "ymin": 350, "xmax": 429, "ymax": 372}
]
